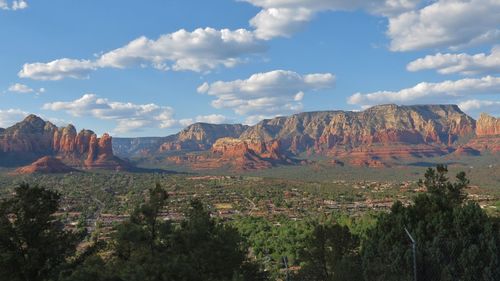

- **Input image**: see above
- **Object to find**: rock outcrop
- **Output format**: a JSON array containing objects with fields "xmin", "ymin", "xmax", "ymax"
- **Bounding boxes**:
[
  {"xmin": 475, "ymin": 113, "xmax": 500, "ymax": 136},
  {"xmin": 467, "ymin": 113, "xmax": 500, "ymax": 153},
  {"xmin": 166, "ymin": 138, "xmax": 295, "ymax": 170},
  {"xmin": 159, "ymin": 123, "xmax": 249, "ymax": 152},
  {"xmin": 14, "ymin": 156, "xmax": 77, "ymax": 174},
  {"xmin": 0, "ymin": 115, "xmax": 129, "ymax": 170}
]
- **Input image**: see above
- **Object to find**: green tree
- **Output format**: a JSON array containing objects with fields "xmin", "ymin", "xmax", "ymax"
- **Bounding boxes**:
[
  {"xmin": 362, "ymin": 166, "xmax": 500, "ymax": 281},
  {"xmin": 0, "ymin": 183, "xmax": 77, "ymax": 281},
  {"xmin": 168, "ymin": 199, "xmax": 256, "ymax": 281},
  {"xmin": 65, "ymin": 189, "xmax": 267, "ymax": 281},
  {"xmin": 295, "ymin": 223, "xmax": 363, "ymax": 281}
]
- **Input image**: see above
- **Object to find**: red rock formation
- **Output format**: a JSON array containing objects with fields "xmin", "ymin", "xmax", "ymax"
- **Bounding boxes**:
[
  {"xmin": 241, "ymin": 104, "xmax": 476, "ymax": 155},
  {"xmin": 166, "ymin": 138, "xmax": 294, "ymax": 170},
  {"xmin": 14, "ymin": 156, "xmax": 77, "ymax": 174},
  {"xmin": 0, "ymin": 115, "xmax": 129, "ymax": 170},
  {"xmin": 467, "ymin": 113, "xmax": 500, "ymax": 153},
  {"xmin": 475, "ymin": 113, "xmax": 500, "ymax": 136}
]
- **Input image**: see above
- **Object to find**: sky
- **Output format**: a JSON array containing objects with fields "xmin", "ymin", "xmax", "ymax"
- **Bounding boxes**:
[{"xmin": 0, "ymin": 0, "xmax": 499, "ymax": 137}]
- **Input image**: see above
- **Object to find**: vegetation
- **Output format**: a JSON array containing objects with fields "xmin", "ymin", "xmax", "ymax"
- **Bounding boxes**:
[
  {"xmin": 0, "ymin": 165, "xmax": 499, "ymax": 280},
  {"xmin": 362, "ymin": 165, "xmax": 500, "ymax": 281},
  {"xmin": 0, "ymin": 184, "xmax": 78, "ymax": 281}
]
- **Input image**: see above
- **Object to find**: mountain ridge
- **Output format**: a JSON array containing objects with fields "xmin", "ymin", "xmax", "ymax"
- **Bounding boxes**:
[{"xmin": 2, "ymin": 104, "xmax": 498, "ymax": 171}]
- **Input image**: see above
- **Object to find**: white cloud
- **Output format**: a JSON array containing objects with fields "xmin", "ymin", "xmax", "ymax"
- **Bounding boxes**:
[
  {"xmin": 244, "ymin": 0, "xmax": 420, "ymax": 40},
  {"xmin": 11, "ymin": 0, "xmax": 27, "ymax": 10},
  {"xmin": 348, "ymin": 76, "xmax": 500, "ymax": 106},
  {"xmin": 0, "ymin": 0, "xmax": 28, "ymax": 10},
  {"xmin": 388, "ymin": 0, "xmax": 500, "ymax": 51},
  {"xmin": 19, "ymin": 59, "xmax": 97, "ymax": 81},
  {"xmin": 178, "ymin": 114, "xmax": 229, "ymax": 127},
  {"xmin": 8, "ymin": 83, "xmax": 34, "ymax": 93},
  {"xmin": 0, "ymin": 0, "xmax": 8, "ymax": 10},
  {"xmin": 246, "ymin": 0, "xmax": 499, "ymax": 52},
  {"xmin": 198, "ymin": 70, "xmax": 335, "ymax": 122},
  {"xmin": 458, "ymin": 99, "xmax": 500, "ymax": 116},
  {"xmin": 0, "ymin": 109, "xmax": 28, "ymax": 128},
  {"xmin": 42, "ymin": 94, "xmax": 177, "ymax": 133},
  {"xmin": 20, "ymin": 28, "xmax": 266, "ymax": 80},
  {"xmin": 407, "ymin": 46, "xmax": 500, "ymax": 75}
]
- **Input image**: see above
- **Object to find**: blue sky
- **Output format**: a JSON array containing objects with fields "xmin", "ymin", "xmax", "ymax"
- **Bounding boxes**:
[{"xmin": 0, "ymin": 0, "xmax": 499, "ymax": 136}]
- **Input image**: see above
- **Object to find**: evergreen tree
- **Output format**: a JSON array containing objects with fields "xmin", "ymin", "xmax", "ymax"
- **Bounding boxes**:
[
  {"xmin": 295, "ymin": 223, "xmax": 363, "ymax": 281},
  {"xmin": 362, "ymin": 166, "xmax": 500, "ymax": 281},
  {"xmin": 0, "ymin": 183, "xmax": 77, "ymax": 281}
]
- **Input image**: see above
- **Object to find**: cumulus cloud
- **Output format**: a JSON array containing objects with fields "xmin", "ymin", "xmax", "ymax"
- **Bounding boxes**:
[
  {"xmin": 246, "ymin": 0, "xmax": 499, "ymax": 52},
  {"xmin": 19, "ymin": 28, "xmax": 266, "ymax": 80},
  {"xmin": 18, "ymin": 59, "xmax": 97, "ymax": 81},
  {"xmin": 1, "ymin": 0, "xmax": 27, "ymax": 10},
  {"xmin": 458, "ymin": 99, "xmax": 500, "ymax": 116},
  {"xmin": 244, "ymin": 0, "xmax": 420, "ymax": 40},
  {"xmin": 8, "ymin": 83, "xmax": 34, "ymax": 93},
  {"xmin": 178, "ymin": 114, "xmax": 229, "ymax": 127},
  {"xmin": 0, "ymin": 109, "xmax": 28, "ymax": 128},
  {"xmin": 407, "ymin": 46, "xmax": 500, "ymax": 75},
  {"xmin": 11, "ymin": 0, "xmax": 27, "ymax": 10},
  {"xmin": 42, "ymin": 94, "xmax": 177, "ymax": 133},
  {"xmin": 388, "ymin": 0, "xmax": 500, "ymax": 51},
  {"xmin": 198, "ymin": 70, "xmax": 335, "ymax": 123},
  {"xmin": 348, "ymin": 76, "xmax": 500, "ymax": 107}
]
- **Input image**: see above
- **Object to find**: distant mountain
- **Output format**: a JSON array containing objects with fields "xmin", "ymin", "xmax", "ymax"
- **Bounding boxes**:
[
  {"xmin": 113, "ymin": 137, "xmax": 164, "ymax": 158},
  {"xmin": 114, "ymin": 123, "xmax": 248, "ymax": 157},
  {"xmin": 3, "ymin": 105, "xmax": 498, "ymax": 172},
  {"xmin": 241, "ymin": 104, "xmax": 475, "ymax": 149},
  {"xmin": 112, "ymin": 104, "xmax": 491, "ymax": 170},
  {"xmin": 0, "ymin": 115, "xmax": 129, "ymax": 170}
]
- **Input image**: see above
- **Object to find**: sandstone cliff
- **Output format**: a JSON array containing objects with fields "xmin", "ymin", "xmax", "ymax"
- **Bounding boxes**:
[
  {"xmin": 0, "ymin": 115, "xmax": 128, "ymax": 170},
  {"xmin": 166, "ymin": 137, "xmax": 295, "ymax": 170},
  {"xmin": 467, "ymin": 113, "xmax": 500, "ymax": 153},
  {"xmin": 162, "ymin": 105, "xmax": 476, "ymax": 169},
  {"xmin": 240, "ymin": 104, "xmax": 475, "ymax": 153},
  {"xmin": 159, "ymin": 123, "xmax": 249, "ymax": 152}
]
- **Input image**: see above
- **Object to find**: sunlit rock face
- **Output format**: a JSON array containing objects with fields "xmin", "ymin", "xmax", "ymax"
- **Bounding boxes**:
[{"xmin": 0, "ymin": 115, "xmax": 128, "ymax": 170}]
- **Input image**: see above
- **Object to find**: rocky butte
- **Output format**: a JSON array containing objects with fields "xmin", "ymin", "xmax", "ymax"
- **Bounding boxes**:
[{"xmin": 0, "ymin": 115, "xmax": 128, "ymax": 170}]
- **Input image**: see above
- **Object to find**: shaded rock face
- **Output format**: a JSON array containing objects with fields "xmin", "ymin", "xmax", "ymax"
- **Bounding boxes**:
[
  {"xmin": 453, "ymin": 146, "xmax": 481, "ymax": 156},
  {"xmin": 14, "ymin": 156, "xmax": 76, "ymax": 174},
  {"xmin": 0, "ymin": 115, "xmax": 128, "ymax": 170}
]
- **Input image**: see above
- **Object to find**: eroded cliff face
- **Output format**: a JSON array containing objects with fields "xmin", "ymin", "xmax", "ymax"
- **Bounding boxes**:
[
  {"xmin": 468, "ymin": 113, "xmax": 500, "ymax": 153},
  {"xmin": 163, "ymin": 105, "xmax": 478, "ymax": 170},
  {"xmin": 0, "ymin": 115, "xmax": 128, "ymax": 170},
  {"xmin": 475, "ymin": 113, "xmax": 500, "ymax": 136},
  {"xmin": 166, "ymin": 137, "xmax": 295, "ymax": 170},
  {"xmin": 241, "ymin": 105, "xmax": 475, "ymax": 152},
  {"xmin": 159, "ymin": 123, "xmax": 249, "ymax": 152}
]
